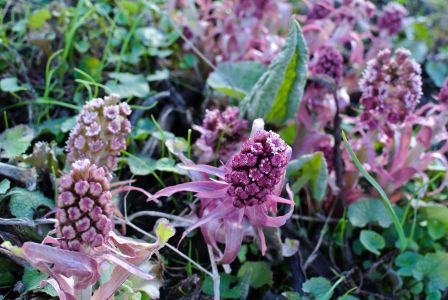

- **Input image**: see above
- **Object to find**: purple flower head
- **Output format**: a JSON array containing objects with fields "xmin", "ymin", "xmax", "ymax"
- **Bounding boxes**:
[
  {"xmin": 378, "ymin": 3, "xmax": 407, "ymax": 36},
  {"xmin": 359, "ymin": 48, "xmax": 422, "ymax": 135},
  {"xmin": 194, "ymin": 107, "xmax": 249, "ymax": 163},
  {"xmin": 307, "ymin": 0, "xmax": 334, "ymax": 20},
  {"xmin": 313, "ymin": 45, "xmax": 343, "ymax": 86},
  {"xmin": 152, "ymin": 119, "xmax": 294, "ymax": 264},
  {"xmin": 56, "ymin": 159, "xmax": 113, "ymax": 252},
  {"xmin": 438, "ymin": 78, "xmax": 448, "ymax": 103},
  {"xmin": 225, "ymin": 130, "xmax": 289, "ymax": 207},
  {"xmin": 66, "ymin": 94, "xmax": 132, "ymax": 173}
]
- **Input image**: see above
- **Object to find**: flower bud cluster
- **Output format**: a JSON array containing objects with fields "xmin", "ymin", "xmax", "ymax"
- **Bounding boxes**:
[
  {"xmin": 378, "ymin": 3, "xmax": 407, "ymax": 36},
  {"xmin": 66, "ymin": 94, "xmax": 132, "ymax": 173},
  {"xmin": 55, "ymin": 159, "xmax": 114, "ymax": 252},
  {"xmin": 225, "ymin": 130, "xmax": 289, "ymax": 208},
  {"xmin": 314, "ymin": 46, "xmax": 343, "ymax": 86},
  {"xmin": 359, "ymin": 48, "xmax": 422, "ymax": 134},
  {"xmin": 307, "ymin": 0, "xmax": 334, "ymax": 20}
]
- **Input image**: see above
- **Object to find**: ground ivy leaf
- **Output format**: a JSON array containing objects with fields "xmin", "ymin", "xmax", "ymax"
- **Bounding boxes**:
[
  {"xmin": 286, "ymin": 152, "xmax": 328, "ymax": 202},
  {"xmin": 395, "ymin": 252, "xmax": 421, "ymax": 277},
  {"xmin": 302, "ymin": 277, "xmax": 332, "ymax": 300},
  {"xmin": 413, "ymin": 253, "xmax": 448, "ymax": 291},
  {"xmin": 22, "ymin": 268, "xmax": 57, "ymax": 297},
  {"xmin": 202, "ymin": 273, "xmax": 244, "ymax": 299},
  {"xmin": 28, "ymin": 8, "xmax": 51, "ymax": 29},
  {"xmin": 428, "ymin": 220, "xmax": 446, "ymax": 240},
  {"xmin": 7, "ymin": 188, "xmax": 54, "ymax": 219},
  {"xmin": 360, "ymin": 230, "xmax": 385, "ymax": 255},
  {"xmin": 207, "ymin": 61, "xmax": 267, "ymax": 99},
  {"xmin": 0, "ymin": 125, "xmax": 35, "ymax": 159},
  {"xmin": 420, "ymin": 205, "xmax": 448, "ymax": 227},
  {"xmin": 106, "ymin": 72, "xmax": 150, "ymax": 98},
  {"xmin": 237, "ymin": 261, "xmax": 273, "ymax": 289},
  {"xmin": 347, "ymin": 198, "xmax": 392, "ymax": 228},
  {"xmin": 124, "ymin": 156, "xmax": 156, "ymax": 176},
  {"xmin": 239, "ymin": 17, "xmax": 308, "ymax": 124}
]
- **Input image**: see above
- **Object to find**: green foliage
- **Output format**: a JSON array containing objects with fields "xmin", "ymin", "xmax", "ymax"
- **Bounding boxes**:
[
  {"xmin": 207, "ymin": 61, "xmax": 267, "ymax": 99},
  {"xmin": 239, "ymin": 18, "xmax": 308, "ymax": 124},
  {"xmin": 0, "ymin": 179, "xmax": 10, "ymax": 194},
  {"xmin": 0, "ymin": 77, "xmax": 28, "ymax": 93},
  {"xmin": 6, "ymin": 188, "xmax": 54, "ymax": 219},
  {"xmin": 106, "ymin": 72, "xmax": 150, "ymax": 98},
  {"xmin": 22, "ymin": 268, "xmax": 57, "ymax": 297},
  {"xmin": 347, "ymin": 198, "xmax": 392, "ymax": 228},
  {"xmin": 302, "ymin": 277, "xmax": 332, "ymax": 300},
  {"xmin": 237, "ymin": 261, "xmax": 273, "ymax": 289},
  {"xmin": 287, "ymin": 152, "xmax": 328, "ymax": 202},
  {"xmin": 202, "ymin": 273, "xmax": 248, "ymax": 299},
  {"xmin": 0, "ymin": 125, "xmax": 35, "ymax": 159},
  {"xmin": 360, "ymin": 230, "xmax": 385, "ymax": 255}
]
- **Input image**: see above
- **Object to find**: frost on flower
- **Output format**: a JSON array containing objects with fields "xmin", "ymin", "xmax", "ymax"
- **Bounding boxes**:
[
  {"xmin": 193, "ymin": 107, "xmax": 248, "ymax": 163},
  {"xmin": 359, "ymin": 48, "xmax": 422, "ymax": 135},
  {"xmin": 378, "ymin": 3, "xmax": 407, "ymax": 36},
  {"xmin": 152, "ymin": 119, "xmax": 294, "ymax": 264},
  {"xmin": 66, "ymin": 94, "xmax": 132, "ymax": 173}
]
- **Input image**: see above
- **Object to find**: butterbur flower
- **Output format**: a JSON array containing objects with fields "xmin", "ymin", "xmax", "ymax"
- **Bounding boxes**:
[
  {"xmin": 378, "ymin": 3, "xmax": 407, "ymax": 36},
  {"xmin": 313, "ymin": 45, "xmax": 343, "ymax": 86},
  {"xmin": 359, "ymin": 48, "xmax": 422, "ymax": 135},
  {"xmin": 193, "ymin": 107, "xmax": 248, "ymax": 163},
  {"xmin": 152, "ymin": 119, "xmax": 294, "ymax": 264},
  {"xmin": 3, "ymin": 159, "xmax": 173, "ymax": 300},
  {"xmin": 307, "ymin": 0, "xmax": 334, "ymax": 20},
  {"xmin": 66, "ymin": 94, "xmax": 132, "ymax": 173}
]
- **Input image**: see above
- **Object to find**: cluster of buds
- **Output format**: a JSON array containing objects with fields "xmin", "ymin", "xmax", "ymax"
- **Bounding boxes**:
[
  {"xmin": 56, "ymin": 159, "xmax": 114, "ymax": 252},
  {"xmin": 194, "ymin": 107, "xmax": 248, "ymax": 163},
  {"xmin": 359, "ymin": 48, "xmax": 422, "ymax": 135},
  {"xmin": 66, "ymin": 94, "xmax": 132, "ymax": 173},
  {"xmin": 307, "ymin": 0, "xmax": 334, "ymax": 20},
  {"xmin": 225, "ymin": 130, "xmax": 289, "ymax": 208},
  {"xmin": 377, "ymin": 3, "xmax": 407, "ymax": 36},
  {"xmin": 438, "ymin": 79, "xmax": 448, "ymax": 103},
  {"xmin": 313, "ymin": 45, "xmax": 343, "ymax": 86}
]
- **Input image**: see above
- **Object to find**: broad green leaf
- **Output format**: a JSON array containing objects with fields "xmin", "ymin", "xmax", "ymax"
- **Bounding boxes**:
[
  {"xmin": 28, "ymin": 9, "xmax": 51, "ymax": 30},
  {"xmin": 202, "ymin": 273, "xmax": 244, "ymax": 299},
  {"xmin": 155, "ymin": 157, "xmax": 187, "ymax": 175},
  {"xmin": 420, "ymin": 205, "xmax": 448, "ymax": 227},
  {"xmin": 0, "ymin": 179, "xmax": 10, "ymax": 194},
  {"xmin": 237, "ymin": 261, "xmax": 273, "ymax": 288},
  {"xmin": 347, "ymin": 198, "xmax": 392, "ymax": 228},
  {"xmin": 282, "ymin": 292, "xmax": 308, "ymax": 300},
  {"xmin": 425, "ymin": 61, "xmax": 448, "ymax": 88},
  {"xmin": 413, "ymin": 253, "xmax": 448, "ymax": 291},
  {"xmin": 0, "ymin": 77, "xmax": 28, "ymax": 92},
  {"xmin": 106, "ymin": 73, "xmax": 150, "ymax": 98},
  {"xmin": 7, "ymin": 188, "xmax": 54, "ymax": 219},
  {"xmin": 79, "ymin": 56, "xmax": 102, "ymax": 81},
  {"xmin": 240, "ymin": 18, "xmax": 308, "ymax": 124},
  {"xmin": 302, "ymin": 277, "xmax": 332, "ymax": 300},
  {"xmin": 360, "ymin": 230, "xmax": 385, "ymax": 255},
  {"xmin": 0, "ymin": 125, "xmax": 35, "ymax": 159},
  {"xmin": 207, "ymin": 61, "xmax": 267, "ymax": 99},
  {"xmin": 286, "ymin": 152, "xmax": 328, "ymax": 202},
  {"xmin": 23, "ymin": 268, "xmax": 57, "ymax": 297},
  {"xmin": 147, "ymin": 69, "xmax": 169, "ymax": 82},
  {"xmin": 395, "ymin": 252, "xmax": 421, "ymax": 277},
  {"xmin": 0, "ymin": 259, "xmax": 15, "ymax": 286}
]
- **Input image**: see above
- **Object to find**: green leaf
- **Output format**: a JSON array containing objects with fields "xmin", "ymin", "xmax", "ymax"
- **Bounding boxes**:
[
  {"xmin": 155, "ymin": 157, "xmax": 186, "ymax": 175},
  {"xmin": 360, "ymin": 230, "xmax": 385, "ymax": 255},
  {"xmin": 240, "ymin": 18, "xmax": 308, "ymax": 124},
  {"xmin": 79, "ymin": 56, "xmax": 102, "ymax": 81},
  {"xmin": 28, "ymin": 8, "xmax": 51, "ymax": 30},
  {"xmin": 0, "ymin": 259, "xmax": 15, "ymax": 286},
  {"xmin": 202, "ymin": 274, "xmax": 244, "ymax": 299},
  {"xmin": 395, "ymin": 252, "xmax": 421, "ymax": 277},
  {"xmin": 207, "ymin": 61, "xmax": 267, "ymax": 99},
  {"xmin": 286, "ymin": 152, "xmax": 328, "ymax": 202},
  {"xmin": 282, "ymin": 292, "xmax": 308, "ymax": 300},
  {"xmin": 0, "ymin": 125, "xmax": 35, "ymax": 159},
  {"xmin": 420, "ymin": 205, "xmax": 448, "ymax": 227},
  {"xmin": 0, "ymin": 77, "xmax": 28, "ymax": 92},
  {"xmin": 237, "ymin": 261, "xmax": 273, "ymax": 289},
  {"xmin": 124, "ymin": 155, "xmax": 156, "ymax": 176},
  {"xmin": 0, "ymin": 179, "xmax": 10, "ymax": 194},
  {"xmin": 425, "ymin": 61, "xmax": 448, "ymax": 88},
  {"xmin": 413, "ymin": 253, "xmax": 448, "ymax": 291},
  {"xmin": 106, "ymin": 73, "xmax": 150, "ymax": 98},
  {"xmin": 155, "ymin": 220, "xmax": 175, "ymax": 244},
  {"xmin": 22, "ymin": 268, "xmax": 57, "ymax": 296},
  {"xmin": 428, "ymin": 220, "xmax": 446, "ymax": 240},
  {"xmin": 347, "ymin": 198, "xmax": 392, "ymax": 228},
  {"xmin": 302, "ymin": 277, "xmax": 332, "ymax": 300},
  {"xmin": 147, "ymin": 69, "xmax": 169, "ymax": 82},
  {"xmin": 7, "ymin": 188, "xmax": 54, "ymax": 219}
]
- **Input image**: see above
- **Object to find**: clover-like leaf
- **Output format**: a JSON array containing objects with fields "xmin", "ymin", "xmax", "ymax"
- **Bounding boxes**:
[
  {"xmin": 347, "ymin": 198, "xmax": 392, "ymax": 228},
  {"xmin": 0, "ymin": 125, "xmax": 35, "ymax": 159},
  {"xmin": 7, "ymin": 188, "xmax": 54, "ymax": 219},
  {"xmin": 360, "ymin": 230, "xmax": 385, "ymax": 255}
]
